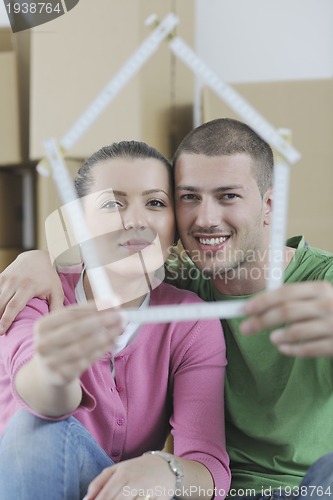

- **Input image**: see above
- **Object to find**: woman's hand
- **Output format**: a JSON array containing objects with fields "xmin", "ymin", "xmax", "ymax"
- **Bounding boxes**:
[
  {"xmin": 84, "ymin": 454, "xmax": 214, "ymax": 500},
  {"xmin": 84, "ymin": 454, "xmax": 176, "ymax": 500},
  {"xmin": 0, "ymin": 250, "xmax": 64, "ymax": 334},
  {"xmin": 16, "ymin": 301, "xmax": 125, "ymax": 417},
  {"xmin": 34, "ymin": 301, "xmax": 124, "ymax": 386}
]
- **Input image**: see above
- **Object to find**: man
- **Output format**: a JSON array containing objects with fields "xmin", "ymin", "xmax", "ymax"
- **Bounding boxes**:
[
  {"xmin": 1, "ymin": 118, "xmax": 333, "ymax": 498},
  {"xmin": 168, "ymin": 118, "xmax": 333, "ymax": 498}
]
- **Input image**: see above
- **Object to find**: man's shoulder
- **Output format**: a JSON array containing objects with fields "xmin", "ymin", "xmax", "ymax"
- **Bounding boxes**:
[
  {"xmin": 286, "ymin": 235, "xmax": 333, "ymax": 283},
  {"xmin": 165, "ymin": 250, "xmax": 215, "ymax": 300}
]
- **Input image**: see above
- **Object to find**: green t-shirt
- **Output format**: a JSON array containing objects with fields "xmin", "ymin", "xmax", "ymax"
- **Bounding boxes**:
[{"xmin": 166, "ymin": 236, "xmax": 333, "ymax": 493}]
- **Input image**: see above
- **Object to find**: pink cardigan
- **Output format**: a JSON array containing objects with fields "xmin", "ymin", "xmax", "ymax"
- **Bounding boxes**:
[{"xmin": 0, "ymin": 272, "xmax": 230, "ymax": 496}]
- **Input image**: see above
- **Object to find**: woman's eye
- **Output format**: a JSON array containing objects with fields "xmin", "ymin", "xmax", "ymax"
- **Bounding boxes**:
[
  {"xmin": 100, "ymin": 200, "xmax": 121, "ymax": 209},
  {"xmin": 147, "ymin": 199, "xmax": 166, "ymax": 208}
]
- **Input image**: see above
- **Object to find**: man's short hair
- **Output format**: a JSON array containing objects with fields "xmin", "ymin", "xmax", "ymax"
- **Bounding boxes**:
[{"xmin": 173, "ymin": 118, "xmax": 274, "ymax": 196}]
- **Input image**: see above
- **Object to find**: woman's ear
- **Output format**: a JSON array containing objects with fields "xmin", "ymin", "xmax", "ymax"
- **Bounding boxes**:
[{"xmin": 263, "ymin": 187, "xmax": 273, "ymax": 225}]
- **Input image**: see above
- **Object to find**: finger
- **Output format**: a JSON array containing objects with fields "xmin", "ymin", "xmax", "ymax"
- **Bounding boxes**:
[
  {"xmin": 35, "ymin": 310, "xmax": 123, "ymax": 354},
  {"xmin": 0, "ymin": 291, "xmax": 33, "ymax": 334},
  {"xmin": 270, "ymin": 319, "xmax": 333, "ymax": 346},
  {"xmin": 94, "ymin": 480, "xmax": 124, "ymax": 500},
  {"xmin": 244, "ymin": 282, "xmax": 333, "ymax": 315},
  {"xmin": 44, "ymin": 340, "xmax": 116, "ymax": 383},
  {"xmin": 35, "ymin": 322, "xmax": 121, "ymax": 385},
  {"xmin": 277, "ymin": 337, "xmax": 333, "ymax": 358},
  {"xmin": 42, "ymin": 300, "xmax": 98, "ymax": 323},
  {"xmin": 35, "ymin": 301, "xmax": 103, "ymax": 335},
  {"xmin": 42, "ymin": 323, "xmax": 121, "ymax": 366},
  {"xmin": 240, "ymin": 299, "xmax": 323, "ymax": 335},
  {"xmin": 84, "ymin": 467, "xmax": 119, "ymax": 500},
  {"xmin": 48, "ymin": 287, "xmax": 65, "ymax": 312}
]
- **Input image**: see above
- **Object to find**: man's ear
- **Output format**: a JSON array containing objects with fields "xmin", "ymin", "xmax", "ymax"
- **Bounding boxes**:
[{"xmin": 263, "ymin": 187, "xmax": 273, "ymax": 225}]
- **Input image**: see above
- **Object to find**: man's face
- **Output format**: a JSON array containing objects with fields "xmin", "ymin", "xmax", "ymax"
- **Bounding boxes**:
[{"xmin": 174, "ymin": 153, "xmax": 272, "ymax": 281}]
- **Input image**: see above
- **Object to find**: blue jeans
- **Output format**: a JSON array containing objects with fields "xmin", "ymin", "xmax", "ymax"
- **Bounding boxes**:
[
  {"xmin": 1, "ymin": 410, "xmax": 333, "ymax": 500},
  {"xmin": 228, "ymin": 452, "xmax": 333, "ymax": 499},
  {"xmin": 0, "ymin": 409, "xmax": 114, "ymax": 500}
]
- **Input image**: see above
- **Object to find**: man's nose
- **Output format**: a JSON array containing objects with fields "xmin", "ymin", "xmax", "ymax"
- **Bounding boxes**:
[{"xmin": 195, "ymin": 197, "xmax": 220, "ymax": 229}]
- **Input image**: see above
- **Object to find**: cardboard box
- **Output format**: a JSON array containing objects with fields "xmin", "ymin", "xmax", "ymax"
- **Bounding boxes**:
[
  {"xmin": 29, "ymin": 0, "xmax": 194, "ymax": 160},
  {"xmin": 0, "ymin": 29, "xmax": 22, "ymax": 165},
  {"xmin": 0, "ymin": 170, "xmax": 23, "ymax": 247},
  {"xmin": 29, "ymin": 1, "xmax": 142, "ymax": 160},
  {"xmin": 37, "ymin": 158, "xmax": 82, "ymax": 265},
  {"xmin": 0, "ymin": 248, "xmax": 22, "ymax": 272}
]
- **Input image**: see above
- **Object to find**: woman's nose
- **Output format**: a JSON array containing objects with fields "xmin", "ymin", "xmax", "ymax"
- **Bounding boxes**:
[{"xmin": 122, "ymin": 207, "xmax": 147, "ymax": 230}]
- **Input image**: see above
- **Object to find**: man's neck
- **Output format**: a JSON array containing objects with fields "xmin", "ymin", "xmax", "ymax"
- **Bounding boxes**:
[{"xmin": 212, "ymin": 246, "xmax": 296, "ymax": 297}]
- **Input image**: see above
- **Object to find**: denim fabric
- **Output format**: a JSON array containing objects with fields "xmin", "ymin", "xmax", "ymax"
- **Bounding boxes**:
[
  {"xmin": 0, "ymin": 409, "xmax": 114, "ymax": 500},
  {"xmin": 1, "ymin": 409, "xmax": 333, "ymax": 500}
]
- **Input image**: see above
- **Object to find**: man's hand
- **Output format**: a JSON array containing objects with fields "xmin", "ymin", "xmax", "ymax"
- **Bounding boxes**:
[
  {"xmin": 0, "ymin": 250, "xmax": 64, "ymax": 334},
  {"xmin": 240, "ymin": 281, "xmax": 333, "ymax": 357}
]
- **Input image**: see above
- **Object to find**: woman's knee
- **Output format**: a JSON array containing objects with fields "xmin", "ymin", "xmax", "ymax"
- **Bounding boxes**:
[{"xmin": 0, "ymin": 409, "xmax": 70, "ymax": 460}]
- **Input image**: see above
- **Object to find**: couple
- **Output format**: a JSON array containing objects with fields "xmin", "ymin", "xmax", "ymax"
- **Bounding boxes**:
[{"xmin": 1, "ymin": 118, "xmax": 333, "ymax": 500}]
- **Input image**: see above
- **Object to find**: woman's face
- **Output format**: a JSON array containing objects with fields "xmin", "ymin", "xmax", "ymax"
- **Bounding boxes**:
[{"xmin": 82, "ymin": 157, "xmax": 175, "ymax": 278}]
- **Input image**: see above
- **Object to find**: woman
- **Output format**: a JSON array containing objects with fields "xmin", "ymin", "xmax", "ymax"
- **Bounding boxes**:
[{"xmin": 0, "ymin": 141, "xmax": 230, "ymax": 499}]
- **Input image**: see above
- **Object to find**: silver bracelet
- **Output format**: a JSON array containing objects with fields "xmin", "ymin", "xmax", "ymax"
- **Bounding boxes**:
[{"xmin": 144, "ymin": 450, "xmax": 184, "ymax": 491}]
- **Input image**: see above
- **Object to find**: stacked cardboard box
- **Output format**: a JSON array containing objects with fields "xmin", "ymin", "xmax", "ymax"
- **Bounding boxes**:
[
  {"xmin": 0, "ymin": 170, "xmax": 23, "ymax": 270},
  {"xmin": 37, "ymin": 159, "xmax": 82, "ymax": 265},
  {"xmin": 0, "ymin": 29, "xmax": 21, "ymax": 165},
  {"xmin": 29, "ymin": 0, "xmax": 194, "ymax": 161},
  {"xmin": 0, "ymin": 28, "xmax": 23, "ymax": 270}
]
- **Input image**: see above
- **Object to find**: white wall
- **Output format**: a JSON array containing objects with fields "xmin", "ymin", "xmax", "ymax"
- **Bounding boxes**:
[
  {"xmin": 3, "ymin": 1, "xmax": 333, "ymax": 81},
  {"xmin": 196, "ymin": 0, "xmax": 333, "ymax": 83},
  {"xmin": 0, "ymin": 2, "xmax": 9, "ymax": 27}
]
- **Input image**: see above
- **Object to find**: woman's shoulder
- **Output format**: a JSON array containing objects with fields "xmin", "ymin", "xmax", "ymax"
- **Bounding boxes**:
[
  {"xmin": 57, "ymin": 264, "xmax": 83, "ymax": 305},
  {"xmin": 149, "ymin": 285, "xmax": 226, "ymax": 368},
  {"xmin": 149, "ymin": 281, "xmax": 224, "ymax": 337},
  {"xmin": 150, "ymin": 281, "xmax": 205, "ymax": 306}
]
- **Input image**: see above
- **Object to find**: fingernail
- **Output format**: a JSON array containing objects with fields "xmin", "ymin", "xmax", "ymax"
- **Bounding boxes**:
[
  {"xmin": 239, "ymin": 319, "xmax": 252, "ymax": 334},
  {"xmin": 0, "ymin": 323, "xmax": 6, "ymax": 334},
  {"xmin": 270, "ymin": 329, "xmax": 284, "ymax": 343},
  {"xmin": 277, "ymin": 344, "xmax": 292, "ymax": 356}
]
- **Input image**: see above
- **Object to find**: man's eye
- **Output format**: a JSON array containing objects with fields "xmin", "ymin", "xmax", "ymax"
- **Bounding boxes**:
[
  {"xmin": 147, "ymin": 199, "xmax": 166, "ymax": 208},
  {"xmin": 179, "ymin": 193, "xmax": 197, "ymax": 201},
  {"xmin": 222, "ymin": 194, "xmax": 238, "ymax": 200}
]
